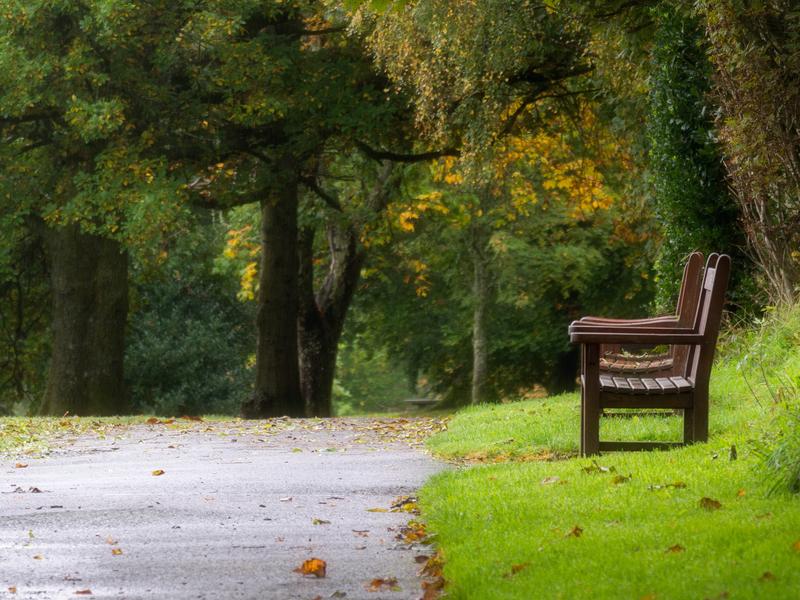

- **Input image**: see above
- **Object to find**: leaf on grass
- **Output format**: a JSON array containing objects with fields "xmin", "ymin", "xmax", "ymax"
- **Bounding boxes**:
[
  {"xmin": 612, "ymin": 474, "xmax": 631, "ymax": 485},
  {"xmin": 15, "ymin": 463, "xmax": 28, "ymax": 469},
  {"xmin": 760, "ymin": 571, "xmax": 776, "ymax": 582},
  {"xmin": 181, "ymin": 415, "xmax": 203, "ymax": 422},
  {"xmin": 640, "ymin": 594, "xmax": 656, "ymax": 600},
  {"xmin": 74, "ymin": 590, "xmax": 92, "ymax": 596},
  {"xmin": 566, "ymin": 525, "xmax": 583, "ymax": 538},
  {"xmin": 294, "ymin": 558, "xmax": 326, "ymax": 578},
  {"xmin": 111, "ymin": 548, "xmax": 123, "ymax": 556},
  {"xmin": 503, "ymin": 562, "xmax": 530, "ymax": 578},
  {"xmin": 666, "ymin": 544, "xmax": 685, "ymax": 553},
  {"xmin": 312, "ymin": 518, "xmax": 331, "ymax": 525},
  {"xmin": 792, "ymin": 540, "xmax": 800, "ymax": 552},
  {"xmin": 420, "ymin": 551, "xmax": 444, "ymax": 578},
  {"xmin": 541, "ymin": 476, "xmax": 561, "ymax": 485},
  {"xmin": 648, "ymin": 481, "xmax": 686, "ymax": 491},
  {"xmin": 367, "ymin": 577, "xmax": 400, "ymax": 592},
  {"xmin": 737, "ymin": 489, "xmax": 746, "ymax": 497},
  {"xmin": 699, "ymin": 497, "xmax": 722, "ymax": 511},
  {"xmin": 582, "ymin": 460, "xmax": 615, "ymax": 475},
  {"xmin": 151, "ymin": 469, "xmax": 165, "ymax": 476}
]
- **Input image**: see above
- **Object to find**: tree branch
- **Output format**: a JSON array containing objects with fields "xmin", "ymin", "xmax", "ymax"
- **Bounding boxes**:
[
  {"xmin": 355, "ymin": 140, "xmax": 459, "ymax": 163},
  {"xmin": 299, "ymin": 176, "xmax": 344, "ymax": 212}
]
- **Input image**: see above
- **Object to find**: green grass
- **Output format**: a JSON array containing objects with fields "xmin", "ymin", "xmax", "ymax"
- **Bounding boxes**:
[{"xmin": 421, "ymin": 310, "xmax": 800, "ymax": 599}]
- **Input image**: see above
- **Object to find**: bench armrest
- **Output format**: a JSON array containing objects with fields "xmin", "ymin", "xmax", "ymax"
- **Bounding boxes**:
[
  {"xmin": 568, "ymin": 321, "xmax": 703, "ymax": 345},
  {"xmin": 579, "ymin": 315, "xmax": 678, "ymax": 326}
]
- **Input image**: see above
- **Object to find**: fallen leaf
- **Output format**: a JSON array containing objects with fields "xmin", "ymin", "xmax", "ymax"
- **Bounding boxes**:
[
  {"xmin": 648, "ymin": 481, "xmax": 687, "ymax": 491},
  {"xmin": 294, "ymin": 558, "xmax": 326, "ymax": 578},
  {"xmin": 145, "ymin": 417, "xmax": 160, "ymax": 425},
  {"xmin": 367, "ymin": 508, "xmax": 388, "ymax": 513},
  {"xmin": 699, "ymin": 497, "xmax": 722, "ymax": 511},
  {"xmin": 15, "ymin": 463, "xmax": 27, "ymax": 469},
  {"xmin": 111, "ymin": 548, "xmax": 123, "ymax": 556},
  {"xmin": 330, "ymin": 592, "xmax": 347, "ymax": 599},
  {"xmin": 33, "ymin": 555, "xmax": 43, "ymax": 560},
  {"xmin": 666, "ymin": 544, "xmax": 685, "ymax": 553},
  {"xmin": 181, "ymin": 415, "xmax": 203, "ymax": 422},
  {"xmin": 760, "ymin": 571, "xmax": 776, "ymax": 582},
  {"xmin": 503, "ymin": 562, "xmax": 530, "ymax": 578},
  {"xmin": 74, "ymin": 591, "xmax": 92, "ymax": 596},
  {"xmin": 566, "ymin": 525, "xmax": 583, "ymax": 538},
  {"xmin": 280, "ymin": 496, "xmax": 293, "ymax": 502},
  {"xmin": 612, "ymin": 474, "xmax": 631, "ymax": 485},
  {"xmin": 582, "ymin": 460, "xmax": 615, "ymax": 474},
  {"xmin": 737, "ymin": 489, "xmax": 746, "ymax": 497},
  {"xmin": 541, "ymin": 476, "xmax": 561, "ymax": 485},
  {"xmin": 367, "ymin": 577, "xmax": 399, "ymax": 592},
  {"xmin": 792, "ymin": 540, "xmax": 800, "ymax": 552},
  {"xmin": 390, "ymin": 495, "xmax": 419, "ymax": 513},
  {"xmin": 414, "ymin": 555, "xmax": 430, "ymax": 564},
  {"xmin": 8, "ymin": 587, "xmax": 16, "ymax": 594},
  {"xmin": 312, "ymin": 518, "xmax": 331, "ymax": 525},
  {"xmin": 640, "ymin": 594, "xmax": 656, "ymax": 600},
  {"xmin": 422, "ymin": 577, "xmax": 445, "ymax": 600},
  {"xmin": 106, "ymin": 537, "xmax": 118, "ymax": 546},
  {"xmin": 151, "ymin": 469, "xmax": 165, "ymax": 476}
]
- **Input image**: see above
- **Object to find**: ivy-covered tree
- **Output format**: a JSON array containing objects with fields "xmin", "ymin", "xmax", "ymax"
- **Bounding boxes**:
[{"xmin": 647, "ymin": 2, "xmax": 745, "ymax": 308}]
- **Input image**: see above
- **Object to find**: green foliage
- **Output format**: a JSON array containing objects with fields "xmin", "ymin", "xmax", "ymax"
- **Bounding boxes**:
[
  {"xmin": 126, "ymin": 217, "xmax": 255, "ymax": 416},
  {"xmin": 647, "ymin": 3, "xmax": 747, "ymax": 309}
]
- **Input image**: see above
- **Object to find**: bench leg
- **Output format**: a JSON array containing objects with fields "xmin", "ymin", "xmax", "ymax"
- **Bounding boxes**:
[
  {"xmin": 582, "ymin": 344, "xmax": 600, "ymax": 456},
  {"xmin": 683, "ymin": 408, "xmax": 694, "ymax": 444}
]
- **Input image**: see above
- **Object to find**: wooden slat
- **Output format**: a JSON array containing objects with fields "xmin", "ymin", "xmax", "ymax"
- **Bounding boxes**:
[
  {"xmin": 599, "ymin": 375, "xmax": 614, "ymax": 389},
  {"xmin": 669, "ymin": 376, "xmax": 692, "ymax": 392},
  {"xmin": 703, "ymin": 267, "xmax": 716, "ymax": 291},
  {"xmin": 628, "ymin": 378, "xmax": 646, "ymax": 392},
  {"xmin": 642, "ymin": 378, "xmax": 660, "ymax": 392},
  {"xmin": 599, "ymin": 441, "xmax": 684, "ymax": 452},
  {"xmin": 655, "ymin": 377, "xmax": 676, "ymax": 392},
  {"xmin": 613, "ymin": 376, "xmax": 631, "ymax": 391}
]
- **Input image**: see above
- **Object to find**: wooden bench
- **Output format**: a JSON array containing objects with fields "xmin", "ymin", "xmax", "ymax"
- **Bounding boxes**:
[{"xmin": 569, "ymin": 254, "xmax": 730, "ymax": 455}]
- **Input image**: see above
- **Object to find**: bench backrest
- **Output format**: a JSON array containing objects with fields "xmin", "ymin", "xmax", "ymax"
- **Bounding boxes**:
[{"xmin": 684, "ymin": 254, "xmax": 730, "ymax": 386}]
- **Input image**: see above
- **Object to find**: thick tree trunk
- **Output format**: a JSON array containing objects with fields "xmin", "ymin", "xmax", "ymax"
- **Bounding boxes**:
[
  {"xmin": 470, "ymin": 224, "xmax": 491, "ymax": 405},
  {"xmin": 242, "ymin": 177, "xmax": 305, "ymax": 418},
  {"xmin": 41, "ymin": 224, "xmax": 128, "ymax": 416},
  {"xmin": 297, "ymin": 223, "xmax": 365, "ymax": 417}
]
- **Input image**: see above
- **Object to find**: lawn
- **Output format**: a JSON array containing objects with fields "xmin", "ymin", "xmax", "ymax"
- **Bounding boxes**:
[{"xmin": 421, "ymin": 315, "xmax": 800, "ymax": 599}]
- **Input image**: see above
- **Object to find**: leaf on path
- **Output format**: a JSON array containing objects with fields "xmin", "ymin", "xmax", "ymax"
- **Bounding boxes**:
[
  {"xmin": 106, "ymin": 537, "xmax": 118, "ymax": 546},
  {"xmin": 312, "ymin": 518, "xmax": 330, "ymax": 525},
  {"xmin": 111, "ymin": 548, "xmax": 123, "ymax": 556},
  {"xmin": 367, "ymin": 577, "xmax": 400, "ymax": 592},
  {"xmin": 74, "ymin": 590, "xmax": 92, "ymax": 595},
  {"xmin": 367, "ymin": 507, "xmax": 388, "ymax": 513},
  {"xmin": 421, "ymin": 576, "xmax": 445, "ymax": 600},
  {"xmin": 280, "ymin": 496, "xmax": 292, "ymax": 502},
  {"xmin": 414, "ymin": 555, "xmax": 430, "ymax": 564},
  {"xmin": 294, "ymin": 558, "xmax": 326, "ymax": 578},
  {"xmin": 181, "ymin": 415, "xmax": 203, "ymax": 422},
  {"xmin": 420, "ymin": 551, "xmax": 444, "ymax": 578},
  {"xmin": 760, "ymin": 572, "xmax": 776, "ymax": 582},
  {"xmin": 33, "ymin": 555, "xmax": 43, "ymax": 560},
  {"xmin": 8, "ymin": 586, "xmax": 16, "ymax": 594},
  {"xmin": 145, "ymin": 417, "xmax": 160, "ymax": 425},
  {"xmin": 503, "ymin": 562, "xmax": 530, "ymax": 578},
  {"xmin": 330, "ymin": 592, "xmax": 347, "ymax": 599},
  {"xmin": 390, "ymin": 495, "xmax": 419, "ymax": 514},
  {"xmin": 151, "ymin": 469, "xmax": 165, "ymax": 476},
  {"xmin": 666, "ymin": 544, "xmax": 685, "ymax": 553},
  {"xmin": 396, "ymin": 521, "xmax": 426, "ymax": 544},
  {"xmin": 566, "ymin": 525, "xmax": 583, "ymax": 538},
  {"xmin": 699, "ymin": 497, "xmax": 722, "ymax": 511},
  {"xmin": 15, "ymin": 463, "xmax": 27, "ymax": 469}
]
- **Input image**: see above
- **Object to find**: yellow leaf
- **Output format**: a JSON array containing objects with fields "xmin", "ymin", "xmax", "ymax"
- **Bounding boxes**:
[
  {"xmin": 151, "ymin": 469, "xmax": 165, "ymax": 476},
  {"xmin": 294, "ymin": 558, "xmax": 326, "ymax": 578},
  {"xmin": 111, "ymin": 548, "xmax": 123, "ymax": 556}
]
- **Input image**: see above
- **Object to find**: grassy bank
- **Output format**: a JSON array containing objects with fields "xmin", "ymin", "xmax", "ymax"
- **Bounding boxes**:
[{"xmin": 421, "ymin": 309, "xmax": 800, "ymax": 599}]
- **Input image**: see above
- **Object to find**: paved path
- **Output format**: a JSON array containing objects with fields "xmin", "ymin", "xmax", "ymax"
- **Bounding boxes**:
[{"xmin": 1, "ymin": 417, "xmax": 446, "ymax": 600}]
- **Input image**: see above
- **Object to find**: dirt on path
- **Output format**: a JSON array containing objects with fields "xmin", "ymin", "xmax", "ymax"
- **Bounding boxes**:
[{"xmin": 0, "ymin": 417, "xmax": 447, "ymax": 600}]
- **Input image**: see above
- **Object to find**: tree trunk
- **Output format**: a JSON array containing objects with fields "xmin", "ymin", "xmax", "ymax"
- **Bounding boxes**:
[
  {"xmin": 297, "ymin": 223, "xmax": 365, "ymax": 417},
  {"xmin": 470, "ymin": 224, "xmax": 491, "ymax": 405},
  {"xmin": 41, "ymin": 224, "xmax": 128, "ymax": 416},
  {"xmin": 242, "ymin": 177, "xmax": 305, "ymax": 418}
]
